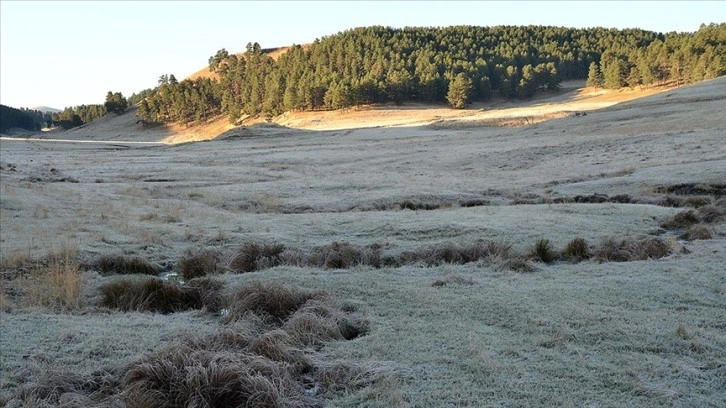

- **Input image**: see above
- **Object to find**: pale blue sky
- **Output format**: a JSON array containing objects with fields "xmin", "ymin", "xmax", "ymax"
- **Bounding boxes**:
[{"xmin": 1, "ymin": 1, "xmax": 723, "ymax": 109}]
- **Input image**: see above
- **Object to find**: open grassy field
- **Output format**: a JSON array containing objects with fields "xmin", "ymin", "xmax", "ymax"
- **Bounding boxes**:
[{"xmin": 1, "ymin": 77, "xmax": 725, "ymax": 407}]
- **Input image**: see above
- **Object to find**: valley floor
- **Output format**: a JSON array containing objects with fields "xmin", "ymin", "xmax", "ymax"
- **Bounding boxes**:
[{"xmin": 1, "ymin": 78, "xmax": 725, "ymax": 406}]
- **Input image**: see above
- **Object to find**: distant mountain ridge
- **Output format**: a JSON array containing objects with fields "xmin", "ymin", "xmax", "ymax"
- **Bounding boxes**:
[{"xmin": 31, "ymin": 106, "xmax": 61, "ymax": 113}]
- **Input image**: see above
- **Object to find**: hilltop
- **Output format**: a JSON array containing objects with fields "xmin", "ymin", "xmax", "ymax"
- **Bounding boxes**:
[
  {"xmin": 186, "ymin": 45, "xmax": 310, "ymax": 81},
  {"xmin": 30, "ymin": 106, "xmax": 60, "ymax": 113},
  {"xmin": 132, "ymin": 24, "xmax": 724, "ymax": 129}
]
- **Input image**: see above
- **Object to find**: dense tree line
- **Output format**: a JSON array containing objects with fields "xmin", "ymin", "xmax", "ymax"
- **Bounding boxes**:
[
  {"xmin": 587, "ymin": 23, "xmax": 725, "ymax": 88},
  {"xmin": 134, "ymin": 24, "xmax": 725, "ymax": 125},
  {"xmin": 51, "ymin": 104, "xmax": 106, "ymax": 129},
  {"xmin": 136, "ymin": 75, "xmax": 221, "ymax": 125},
  {"xmin": 0, "ymin": 105, "xmax": 46, "ymax": 132}
]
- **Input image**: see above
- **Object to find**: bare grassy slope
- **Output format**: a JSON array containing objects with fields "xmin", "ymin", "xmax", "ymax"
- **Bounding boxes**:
[
  {"xmin": 18, "ymin": 79, "xmax": 682, "ymax": 145},
  {"xmin": 1, "ymin": 77, "xmax": 725, "ymax": 406}
]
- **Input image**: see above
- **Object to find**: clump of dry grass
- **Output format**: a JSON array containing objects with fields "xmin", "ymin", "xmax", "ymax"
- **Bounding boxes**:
[
  {"xmin": 680, "ymin": 224, "xmax": 713, "ymax": 241},
  {"xmin": 225, "ymin": 280, "xmax": 327, "ymax": 323},
  {"xmin": 250, "ymin": 330, "xmax": 312, "ymax": 371},
  {"xmin": 122, "ymin": 346, "xmax": 298, "ymax": 408},
  {"xmin": 594, "ymin": 237, "xmax": 671, "ymax": 262},
  {"xmin": 499, "ymin": 256, "xmax": 538, "ymax": 273},
  {"xmin": 657, "ymin": 195, "xmax": 687, "ymax": 208},
  {"xmin": 282, "ymin": 312, "xmax": 345, "ymax": 346},
  {"xmin": 397, "ymin": 241, "xmax": 510, "ymax": 267},
  {"xmin": 316, "ymin": 361, "xmax": 399, "ymax": 396},
  {"xmin": 684, "ymin": 196, "xmax": 712, "ymax": 208},
  {"xmin": 13, "ymin": 369, "xmax": 120, "ymax": 407},
  {"xmin": 289, "ymin": 299, "xmax": 369, "ymax": 343},
  {"xmin": 9, "ymin": 245, "xmax": 83, "ymax": 310},
  {"xmin": 661, "ymin": 205, "xmax": 724, "ymax": 231},
  {"xmin": 96, "ymin": 254, "xmax": 161, "ymax": 276},
  {"xmin": 695, "ymin": 205, "xmax": 724, "ymax": 224},
  {"xmin": 185, "ymin": 277, "xmax": 226, "ymax": 314},
  {"xmin": 138, "ymin": 212, "xmax": 158, "ymax": 221},
  {"xmin": 178, "ymin": 248, "xmax": 219, "ymax": 280},
  {"xmin": 308, "ymin": 242, "xmax": 382, "ymax": 269},
  {"xmin": 562, "ymin": 237, "xmax": 591, "ymax": 262},
  {"xmin": 676, "ymin": 324, "xmax": 690, "ymax": 340},
  {"xmin": 229, "ymin": 242, "xmax": 286, "ymax": 273},
  {"xmin": 0, "ymin": 249, "xmax": 32, "ymax": 271},
  {"xmin": 99, "ymin": 277, "xmax": 200, "ymax": 313},
  {"xmin": 184, "ymin": 329, "xmax": 255, "ymax": 352},
  {"xmin": 529, "ymin": 238, "xmax": 558, "ymax": 263},
  {"xmin": 660, "ymin": 210, "xmax": 699, "ymax": 229},
  {"xmin": 431, "ymin": 272, "xmax": 475, "ymax": 287},
  {"xmin": 37, "ymin": 253, "xmax": 82, "ymax": 310}
]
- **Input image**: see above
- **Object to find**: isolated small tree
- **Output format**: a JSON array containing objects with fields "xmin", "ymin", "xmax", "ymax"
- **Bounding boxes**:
[
  {"xmin": 446, "ymin": 73, "xmax": 474, "ymax": 109},
  {"xmin": 586, "ymin": 62, "xmax": 603, "ymax": 87}
]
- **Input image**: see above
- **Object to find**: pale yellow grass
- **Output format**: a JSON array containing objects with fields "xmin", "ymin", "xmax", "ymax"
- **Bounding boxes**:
[{"xmin": 4, "ymin": 245, "xmax": 82, "ymax": 310}]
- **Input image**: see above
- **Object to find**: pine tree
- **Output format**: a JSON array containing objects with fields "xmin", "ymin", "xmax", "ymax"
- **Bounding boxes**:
[
  {"xmin": 586, "ymin": 62, "xmax": 603, "ymax": 87},
  {"xmin": 603, "ymin": 59, "xmax": 625, "ymax": 89},
  {"xmin": 446, "ymin": 73, "xmax": 474, "ymax": 109}
]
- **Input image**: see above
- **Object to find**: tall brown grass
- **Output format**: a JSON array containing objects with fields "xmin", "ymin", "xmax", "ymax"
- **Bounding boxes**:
[
  {"xmin": 229, "ymin": 242, "xmax": 286, "ymax": 273},
  {"xmin": 593, "ymin": 237, "xmax": 671, "ymax": 262},
  {"xmin": 16, "ymin": 245, "xmax": 82, "ymax": 310},
  {"xmin": 178, "ymin": 248, "xmax": 219, "ymax": 280},
  {"xmin": 100, "ymin": 277, "xmax": 200, "ymax": 314},
  {"xmin": 123, "ymin": 346, "xmax": 296, "ymax": 408},
  {"xmin": 225, "ymin": 280, "xmax": 327, "ymax": 323},
  {"xmin": 96, "ymin": 254, "xmax": 161, "ymax": 276}
]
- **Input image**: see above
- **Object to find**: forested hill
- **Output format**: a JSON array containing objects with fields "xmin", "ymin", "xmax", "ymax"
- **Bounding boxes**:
[{"xmin": 133, "ymin": 24, "xmax": 725, "ymax": 126}]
